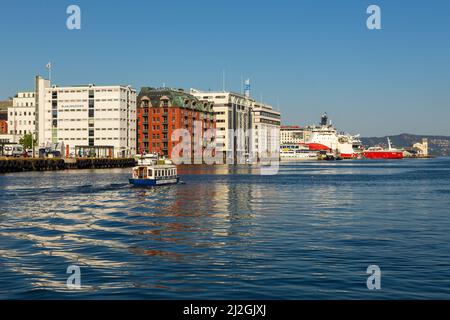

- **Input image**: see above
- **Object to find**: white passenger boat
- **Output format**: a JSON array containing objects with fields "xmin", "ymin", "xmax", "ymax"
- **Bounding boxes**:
[
  {"xmin": 280, "ymin": 144, "xmax": 319, "ymax": 161},
  {"xmin": 129, "ymin": 154, "xmax": 180, "ymax": 187}
]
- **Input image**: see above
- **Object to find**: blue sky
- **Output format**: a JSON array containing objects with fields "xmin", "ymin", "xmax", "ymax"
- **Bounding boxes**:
[{"xmin": 0, "ymin": 0, "xmax": 449, "ymax": 136}]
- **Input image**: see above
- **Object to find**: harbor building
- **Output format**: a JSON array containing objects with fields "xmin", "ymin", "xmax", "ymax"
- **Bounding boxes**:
[
  {"xmin": 137, "ymin": 87, "xmax": 215, "ymax": 160},
  {"xmin": 7, "ymin": 92, "xmax": 37, "ymax": 143},
  {"xmin": 280, "ymin": 126, "xmax": 311, "ymax": 145},
  {"xmin": 413, "ymin": 138, "xmax": 429, "ymax": 157},
  {"xmin": 35, "ymin": 77, "xmax": 137, "ymax": 158},
  {"xmin": 189, "ymin": 89, "xmax": 254, "ymax": 163},
  {"xmin": 251, "ymin": 102, "xmax": 281, "ymax": 160}
]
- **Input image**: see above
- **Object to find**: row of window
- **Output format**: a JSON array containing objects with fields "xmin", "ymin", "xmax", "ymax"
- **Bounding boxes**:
[
  {"xmin": 140, "ymin": 108, "xmax": 210, "ymax": 117},
  {"xmin": 201, "ymin": 96, "xmax": 226, "ymax": 99},
  {"xmin": 14, "ymin": 102, "xmax": 35, "ymax": 107},
  {"xmin": 18, "ymin": 93, "xmax": 35, "ymax": 98},
  {"xmin": 10, "ymin": 121, "xmax": 35, "ymax": 126},
  {"xmin": 49, "ymin": 88, "xmax": 133, "ymax": 94},
  {"xmin": 10, "ymin": 111, "xmax": 35, "ymax": 116},
  {"xmin": 58, "ymin": 137, "xmax": 135, "ymax": 141},
  {"xmin": 9, "ymin": 130, "xmax": 33, "ymax": 135},
  {"xmin": 53, "ymin": 108, "xmax": 135, "ymax": 112},
  {"xmin": 57, "ymin": 128, "xmax": 123, "ymax": 131},
  {"xmin": 46, "ymin": 118, "xmax": 136, "ymax": 122},
  {"xmin": 144, "ymin": 142, "xmax": 175, "ymax": 148},
  {"xmin": 49, "ymin": 126, "xmax": 135, "ymax": 132},
  {"xmin": 257, "ymin": 111, "xmax": 281, "ymax": 119}
]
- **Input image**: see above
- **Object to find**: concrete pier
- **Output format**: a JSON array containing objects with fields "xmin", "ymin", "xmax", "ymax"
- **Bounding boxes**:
[{"xmin": 0, "ymin": 158, "xmax": 137, "ymax": 173}]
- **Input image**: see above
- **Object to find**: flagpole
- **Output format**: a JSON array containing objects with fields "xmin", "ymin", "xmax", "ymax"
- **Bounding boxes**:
[{"xmin": 46, "ymin": 62, "xmax": 52, "ymax": 83}]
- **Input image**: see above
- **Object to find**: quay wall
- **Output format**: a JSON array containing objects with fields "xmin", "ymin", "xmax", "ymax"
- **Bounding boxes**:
[{"xmin": 0, "ymin": 158, "xmax": 137, "ymax": 173}]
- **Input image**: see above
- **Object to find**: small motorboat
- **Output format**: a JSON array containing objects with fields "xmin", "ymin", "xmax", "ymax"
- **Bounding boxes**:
[{"xmin": 129, "ymin": 154, "xmax": 180, "ymax": 187}]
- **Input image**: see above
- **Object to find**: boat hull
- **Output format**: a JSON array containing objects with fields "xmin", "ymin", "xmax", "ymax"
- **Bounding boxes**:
[
  {"xmin": 307, "ymin": 143, "xmax": 331, "ymax": 151},
  {"xmin": 129, "ymin": 177, "xmax": 180, "ymax": 187},
  {"xmin": 362, "ymin": 151, "xmax": 404, "ymax": 159}
]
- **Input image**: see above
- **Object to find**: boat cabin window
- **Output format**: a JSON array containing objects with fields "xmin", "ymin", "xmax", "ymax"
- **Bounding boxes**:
[{"xmin": 135, "ymin": 167, "xmax": 148, "ymax": 179}]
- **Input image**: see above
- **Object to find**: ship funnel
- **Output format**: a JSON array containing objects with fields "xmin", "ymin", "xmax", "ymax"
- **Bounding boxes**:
[{"xmin": 321, "ymin": 113, "xmax": 328, "ymax": 126}]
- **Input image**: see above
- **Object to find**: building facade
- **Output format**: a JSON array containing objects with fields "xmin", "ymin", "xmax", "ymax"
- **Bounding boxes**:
[
  {"xmin": 36, "ymin": 82, "xmax": 137, "ymax": 158},
  {"xmin": 190, "ymin": 89, "xmax": 253, "ymax": 163},
  {"xmin": 280, "ymin": 126, "xmax": 311, "ymax": 145},
  {"xmin": 137, "ymin": 88, "xmax": 215, "ymax": 160},
  {"xmin": 7, "ymin": 92, "xmax": 36, "ymax": 142},
  {"xmin": 413, "ymin": 138, "xmax": 429, "ymax": 157},
  {"xmin": 251, "ymin": 102, "xmax": 281, "ymax": 160}
]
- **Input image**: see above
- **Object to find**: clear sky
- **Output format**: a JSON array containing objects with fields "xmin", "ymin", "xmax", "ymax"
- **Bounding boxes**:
[{"xmin": 0, "ymin": 0, "xmax": 449, "ymax": 136}]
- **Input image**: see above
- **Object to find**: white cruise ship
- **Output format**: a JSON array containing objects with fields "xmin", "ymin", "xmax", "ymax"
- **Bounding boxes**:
[{"xmin": 305, "ymin": 113, "xmax": 363, "ymax": 159}]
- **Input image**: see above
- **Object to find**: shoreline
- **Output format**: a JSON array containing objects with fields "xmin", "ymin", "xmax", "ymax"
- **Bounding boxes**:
[{"xmin": 0, "ymin": 157, "xmax": 136, "ymax": 173}]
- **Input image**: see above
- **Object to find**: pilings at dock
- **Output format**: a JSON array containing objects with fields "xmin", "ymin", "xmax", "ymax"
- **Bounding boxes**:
[{"xmin": 0, "ymin": 158, "xmax": 137, "ymax": 173}]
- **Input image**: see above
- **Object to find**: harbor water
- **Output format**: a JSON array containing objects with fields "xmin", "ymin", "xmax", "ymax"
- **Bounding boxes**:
[{"xmin": 1, "ymin": 158, "xmax": 450, "ymax": 299}]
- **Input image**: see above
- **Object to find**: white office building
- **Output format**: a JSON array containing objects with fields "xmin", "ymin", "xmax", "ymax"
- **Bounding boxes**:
[
  {"xmin": 190, "ymin": 89, "xmax": 253, "ymax": 163},
  {"xmin": 190, "ymin": 88, "xmax": 281, "ymax": 163},
  {"xmin": 7, "ymin": 92, "xmax": 37, "ymax": 142},
  {"xmin": 251, "ymin": 102, "xmax": 281, "ymax": 160},
  {"xmin": 35, "ymin": 76, "xmax": 137, "ymax": 158}
]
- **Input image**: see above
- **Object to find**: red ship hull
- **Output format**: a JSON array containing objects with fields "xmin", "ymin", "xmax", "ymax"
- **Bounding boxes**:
[
  {"xmin": 362, "ymin": 151, "xmax": 404, "ymax": 159},
  {"xmin": 307, "ymin": 143, "xmax": 330, "ymax": 151}
]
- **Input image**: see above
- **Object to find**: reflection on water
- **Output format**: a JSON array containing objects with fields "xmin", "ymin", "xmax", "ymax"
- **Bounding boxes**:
[{"xmin": 1, "ymin": 159, "xmax": 450, "ymax": 299}]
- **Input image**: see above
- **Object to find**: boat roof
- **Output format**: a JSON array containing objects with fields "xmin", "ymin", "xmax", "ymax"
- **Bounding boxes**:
[{"xmin": 133, "ymin": 165, "xmax": 177, "ymax": 169}]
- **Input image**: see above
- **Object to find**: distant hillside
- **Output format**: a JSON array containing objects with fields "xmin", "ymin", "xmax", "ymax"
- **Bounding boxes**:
[
  {"xmin": 0, "ymin": 100, "xmax": 11, "ymax": 121},
  {"xmin": 361, "ymin": 134, "xmax": 450, "ymax": 157},
  {"xmin": 0, "ymin": 100, "xmax": 12, "ymax": 109}
]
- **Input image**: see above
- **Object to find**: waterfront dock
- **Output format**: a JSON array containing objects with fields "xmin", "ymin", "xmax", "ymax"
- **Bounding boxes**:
[{"xmin": 0, "ymin": 158, "xmax": 136, "ymax": 173}]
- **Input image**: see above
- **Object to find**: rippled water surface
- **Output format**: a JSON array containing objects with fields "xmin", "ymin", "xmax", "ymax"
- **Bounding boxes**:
[{"xmin": 1, "ymin": 158, "xmax": 450, "ymax": 299}]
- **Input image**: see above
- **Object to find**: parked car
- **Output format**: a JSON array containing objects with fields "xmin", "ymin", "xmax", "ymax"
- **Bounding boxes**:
[{"xmin": 3, "ymin": 144, "xmax": 25, "ymax": 157}]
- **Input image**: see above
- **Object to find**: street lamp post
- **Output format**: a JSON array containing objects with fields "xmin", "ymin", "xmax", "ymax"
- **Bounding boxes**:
[{"xmin": 31, "ymin": 131, "xmax": 36, "ymax": 158}]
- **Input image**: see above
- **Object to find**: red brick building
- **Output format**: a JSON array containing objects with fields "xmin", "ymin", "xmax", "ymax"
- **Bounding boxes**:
[
  {"xmin": 0, "ymin": 120, "xmax": 8, "ymax": 134},
  {"xmin": 137, "ymin": 88, "xmax": 216, "ymax": 159}
]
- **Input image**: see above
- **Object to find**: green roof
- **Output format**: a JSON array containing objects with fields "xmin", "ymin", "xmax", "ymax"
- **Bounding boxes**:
[{"xmin": 138, "ymin": 87, "xmax": 214, "ymax": 113}]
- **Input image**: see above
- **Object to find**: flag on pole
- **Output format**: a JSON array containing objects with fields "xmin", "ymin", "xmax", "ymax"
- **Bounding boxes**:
[{"xmin": 45, "ymin": 62, "xmax": 52, "ymax": 83}]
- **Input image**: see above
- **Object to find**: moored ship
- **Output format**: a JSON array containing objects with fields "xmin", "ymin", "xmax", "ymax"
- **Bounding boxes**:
[
  {"xmin": 280, "ymin": 144, "xmax": 319, "ymax": 161},
  {"xmin": 362, "ymin": 138, "xmax": 404, "ymax": 159},
  {"xmin": 305, "ymin": 113, "xmax": 363, "ymax": 159}
]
